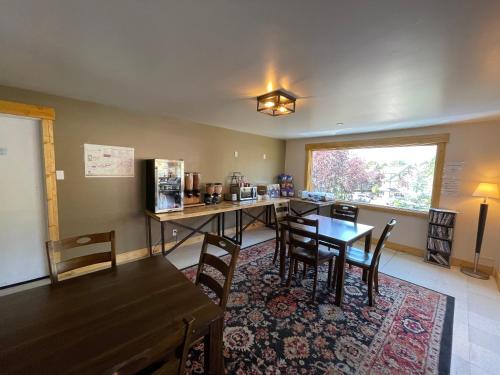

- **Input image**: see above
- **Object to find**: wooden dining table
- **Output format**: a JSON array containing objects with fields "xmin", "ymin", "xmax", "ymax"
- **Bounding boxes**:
[
  {"xmin": 279, "ymin": 214, "xmax": 374, "ymax": 306},
  {"xmin": 0, "ymin": 256, "xmax": 224, "ymax": 375}
]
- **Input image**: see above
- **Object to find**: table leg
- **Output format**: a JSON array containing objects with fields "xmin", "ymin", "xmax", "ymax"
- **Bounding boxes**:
[
  {"xmin": 279, "ymin": 225, "xmax": 286, "ymax": 279},
  {"xmin": 362, "ymin": 231, "xmax": 372, "ymax": 282},
  {"xmin": 217, "ymin": 213, "xmax": 221, "ymax": 236},
  {"xmin": 335, "ymin": 243, "xmax": 347, "ymax": 306},
  {"xmin": 147, "ymin": 215, "xmax": 152, "ymax": 256},
  {"xmin": 365, "ymin": 231, "xmax": 372, "ymax": 252},
  {"xmin": 205, "ymin": 316, "xmax": 224, "ymax": 375},
  {"xmin": 267, "ymin": 205, "xmax": 273, "ymax": 227},
  {"xmin": 160, "ymin": 221, "xmax": 165, "ymax": 256},
  {"xmin": 235, "ymin": 210, "xmax": 239, "ymax": 244},
  {"xmin": 316, "ymin": 207, "xmax": 320, "ymax": 215},
  {"xmin": 239, "ymin": 209, "xmax": 243, "ymax": 244}
]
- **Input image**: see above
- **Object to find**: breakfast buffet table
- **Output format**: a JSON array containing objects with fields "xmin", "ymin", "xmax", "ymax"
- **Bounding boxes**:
[{"xmin": 145, "ymin": 198, "xmax": 289, "ymax": 256}]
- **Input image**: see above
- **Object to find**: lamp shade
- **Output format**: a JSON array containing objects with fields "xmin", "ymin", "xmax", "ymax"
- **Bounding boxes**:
[{"xmin": 472, "ymin": 182, "xmax": 500, "ymax": 199}]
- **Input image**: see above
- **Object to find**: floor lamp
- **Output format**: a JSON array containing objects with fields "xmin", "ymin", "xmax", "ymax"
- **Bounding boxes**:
[{"xmin": 461, "ymin": 182, "xmax": 499, "ymax": 280}]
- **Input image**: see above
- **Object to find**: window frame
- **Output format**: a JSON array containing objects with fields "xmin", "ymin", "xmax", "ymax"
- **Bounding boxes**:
[{"xmin": 304, "ymin": 133, "xmax": 449, "ymax": 218}]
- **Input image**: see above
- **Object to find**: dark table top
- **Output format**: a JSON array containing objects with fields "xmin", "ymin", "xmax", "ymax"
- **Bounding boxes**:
[
  {"xmin": 281, "ymin": 214, "xmax": 374, "ymax": 245},
  {"xmin": 0, "ymin": 256, "xmax": 223, "ymax": 375}
]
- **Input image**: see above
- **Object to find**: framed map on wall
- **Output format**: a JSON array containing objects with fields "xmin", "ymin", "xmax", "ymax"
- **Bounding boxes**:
[{"xmin": 84, "ymin": 144, "xmax": 134, "ymax": 177}]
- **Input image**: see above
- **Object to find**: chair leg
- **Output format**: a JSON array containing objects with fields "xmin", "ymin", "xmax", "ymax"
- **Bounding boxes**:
[
  {"xmin": 311, "ymin": 266, "xmax": 318, "ymax": 303},
  {"xmin": 302, "ymin": 264, "xmax": 307, "ymax": 278},
  {"xmin": 286, "ymin": 257, "xmax": 294, "ymax": 287},
  {"xmin": 294, "ymin": 260, "xmax": 298, "ymax": 275},
  {"xmin": 362, "ymin": 269, "xmax": 368, "ymax": 283},
  {"xmin": 331, "ymin": 262, "xmax": 337, "ymax": 289},
  {"xmin": 327, "ymin": 260, "xmax": 333, "ymax": 288},
  {"xmin": 368, "ymin": 270, "xmax": 375, "ymax": 306},
  {"xmin": 272, "ymin": 238, "xmax": 279, "ymax": 264},
  {"xmin": 374, "ymin": 268, "xmax": 379, "ymax": 293}
]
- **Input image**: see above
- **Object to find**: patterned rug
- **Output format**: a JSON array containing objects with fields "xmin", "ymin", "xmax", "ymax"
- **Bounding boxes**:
[{"xmin": 182, "ymin": 239, "xmax": 454, "ymax": 375}]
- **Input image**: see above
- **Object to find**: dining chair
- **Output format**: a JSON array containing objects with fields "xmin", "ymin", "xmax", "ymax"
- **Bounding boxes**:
[
  {"xmin": 195, "ymin": 233, "xmax": 240, "ymax": 310},
  {"xmin": 331, "ymin": 203, "xmax": 359, "ymax": 222},
  {"xmin": 333, "ymin": 218, "xmax": 397, "ymax": 306},
  {"xmin": 45, "ymin": 231, "xmax": 116, "ymax": 284},
  {"xmin": 121, "ymin": 317, "xmax": 195, "ymax": 375},
  {"xmin": 325, "ymin": 204, "xmax": 360, "ymax": 265},
  {"xmin": 272, "ymin": 200, "xmax": 291, "ymax": 264},
  {"xmin": 285, "ymin": 216, "xmax": 335, "ymax": 303}
]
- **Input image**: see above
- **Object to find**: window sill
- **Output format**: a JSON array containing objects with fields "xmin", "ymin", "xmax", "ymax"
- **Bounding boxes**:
[{"xmin": 337, "ymin": 201, "xmax": 429, "ymax": 218}]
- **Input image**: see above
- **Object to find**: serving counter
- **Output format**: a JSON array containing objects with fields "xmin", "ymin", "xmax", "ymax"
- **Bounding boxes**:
[{"xmin": 145, "ymin": 198, "xmax": 289, "ymax": 255}]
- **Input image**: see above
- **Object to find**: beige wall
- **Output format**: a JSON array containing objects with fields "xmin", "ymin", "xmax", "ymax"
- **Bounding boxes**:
[
  {"xmin": 2, "ymin": 82, "xmax": 499, "ymax": 269},
  {"xmin": 0, "ymin": 85, "xmax": 286, "ymax": 253},
  {"xmin": 285, "ymin": 121, "xmax": 500, "ymax": 269}
]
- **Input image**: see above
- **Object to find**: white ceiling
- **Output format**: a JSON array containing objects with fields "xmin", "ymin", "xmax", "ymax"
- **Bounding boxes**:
[{"xmin": 1, "ymin": 1, "xmax": 500, "ymax": 139}]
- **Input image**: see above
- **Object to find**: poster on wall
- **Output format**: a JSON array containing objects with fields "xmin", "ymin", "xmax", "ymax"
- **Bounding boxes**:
[
  {"xmin": 440, "ymin": 161, "xmax": 464, "ymax": 197},
  {"xmin": 84, "ymin": 144, "xmax": 134, "ymax": 177}
]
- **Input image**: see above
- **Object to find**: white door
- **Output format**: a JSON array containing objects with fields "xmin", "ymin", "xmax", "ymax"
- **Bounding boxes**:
[{"xmin": 0, "ymin": 114, "xmax": 49, "ymax": 287}]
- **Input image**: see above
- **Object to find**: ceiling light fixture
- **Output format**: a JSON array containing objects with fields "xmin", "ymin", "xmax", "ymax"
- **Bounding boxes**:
[{"xmin": 257, "ymin": 89, "xmax": 296, "ymax": 116}]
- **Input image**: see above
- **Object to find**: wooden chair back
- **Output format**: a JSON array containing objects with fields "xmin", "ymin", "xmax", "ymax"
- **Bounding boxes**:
[
  {"xmin": 195, "ymin": 233, "xmax": 240, "ymax": 310},
  {"xmin": 331, "ymin": 203, "xmax": 359, "ymax": 222},
  {"xmin": 274, "ymin": 201, "xmax": 290, "ymax": 222},
  {"xmin": 45, "ymin": 231, "xmax": 116, "ymax": 284},
  {"xmin": 114, "ymin": 317, "xmax": 195, "ymax": 375},
  {"xmin": 286, "ymin": 216, "xmax": 320, "ymax": 260},
  {"xmin": 149, "ymin": 317, "xmax": 194, "ymax": 375},
  {"xmin": 370, "ymin": 218, "xmax": 397, "ymax": 269},
  {"xmin": 273, "ymin": 201, "xmax": 290, "ymax": 238}
]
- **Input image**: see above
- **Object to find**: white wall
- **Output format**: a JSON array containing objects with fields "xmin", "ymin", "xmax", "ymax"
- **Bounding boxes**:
[
  {"xmin": 0, "ymin": 115, "xmax": 49, "ymax": 286},
  {"xmin": 285, "ymin": 120, "xmax": 500, "ymax": 269}
]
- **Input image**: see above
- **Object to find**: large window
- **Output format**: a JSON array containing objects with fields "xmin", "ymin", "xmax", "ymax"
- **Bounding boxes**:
[{"xmin": 306, "ymin": 135, "xmax": 448, "ymax": 214}]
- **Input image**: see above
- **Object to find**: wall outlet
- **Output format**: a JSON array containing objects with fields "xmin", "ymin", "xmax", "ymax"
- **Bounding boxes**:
[
  {"xmin": 172, "ymin": 229, "xmax": 177, "ymax": 236},
  {"xmin": 262, "ymin": 153, "xmax": 267, "ymax": 160},
  {"xmin": 56, "ymin": 170, "xmax": 65, "ymax": 180},
  {"xmin": 234, "ymin": 151, "xmax": 238, "ymax": 158}
]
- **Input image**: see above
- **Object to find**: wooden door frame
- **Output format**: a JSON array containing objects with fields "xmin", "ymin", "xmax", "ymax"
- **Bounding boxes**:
[{"xmin": 0, "ymin": 99, "xmax": 59, "ymax": 241}]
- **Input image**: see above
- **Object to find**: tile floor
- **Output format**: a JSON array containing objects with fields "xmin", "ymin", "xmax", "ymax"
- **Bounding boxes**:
[{"xmin": 1, "ymin": 226, "xmax": 499, "ymax": 374}]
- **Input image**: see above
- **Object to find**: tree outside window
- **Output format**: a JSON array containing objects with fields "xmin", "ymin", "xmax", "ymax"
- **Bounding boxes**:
[{"xmin": 310, "ymin": 145, "xmax": 437, "ymax": 211}]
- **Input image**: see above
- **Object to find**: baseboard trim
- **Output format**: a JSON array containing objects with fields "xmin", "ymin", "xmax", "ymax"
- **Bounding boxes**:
[
  {"xmin": 61, "ymin": 224, "xmax": 496, "ymax": 281},
  {"xmin": 449, "ymin": 258, "xmax": 494, "ymax": 276},
  {"xmin": 0, "ymin": 275, "xmax": 49, "ymax": 290},
  {"xmin": 384, "ymin": 240, "xmax": 424, "ymax": 257},
  {"xmin": 59, "ymin": 223, "xmax": 258, "ymax": 280},
  {"xmin": 495, "ymin": 270, "xmax": 500, "ymax": 292},
  {"xmin": 367, "ymin": 238, "xmax": 495, "ymax": 276}
]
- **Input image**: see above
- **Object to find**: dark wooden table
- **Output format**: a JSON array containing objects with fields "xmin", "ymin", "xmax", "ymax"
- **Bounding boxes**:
[
  {"xmin": 0, "ymin": 256, "xmax": 224, "ymax": 375},
  {"xmin": 280, "ymin": 214, "xmax": 374, "ymax": 306}
]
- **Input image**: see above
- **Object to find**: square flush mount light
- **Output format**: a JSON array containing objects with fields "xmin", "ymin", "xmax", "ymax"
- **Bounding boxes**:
[{"xmin": 257, "ymin": 89, "xmax": 296, "ymax": 116}]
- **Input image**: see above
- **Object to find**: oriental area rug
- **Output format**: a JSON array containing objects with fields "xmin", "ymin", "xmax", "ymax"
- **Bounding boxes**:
[{"xmin": 182, "ymin": 239, "xmax": 454, "ymax": 375}]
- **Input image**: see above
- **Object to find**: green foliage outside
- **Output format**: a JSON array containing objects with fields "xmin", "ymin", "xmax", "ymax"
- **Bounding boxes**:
[{"xmin": 311, "ymin": 149, "xmax": 436, "ymax": 211}]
